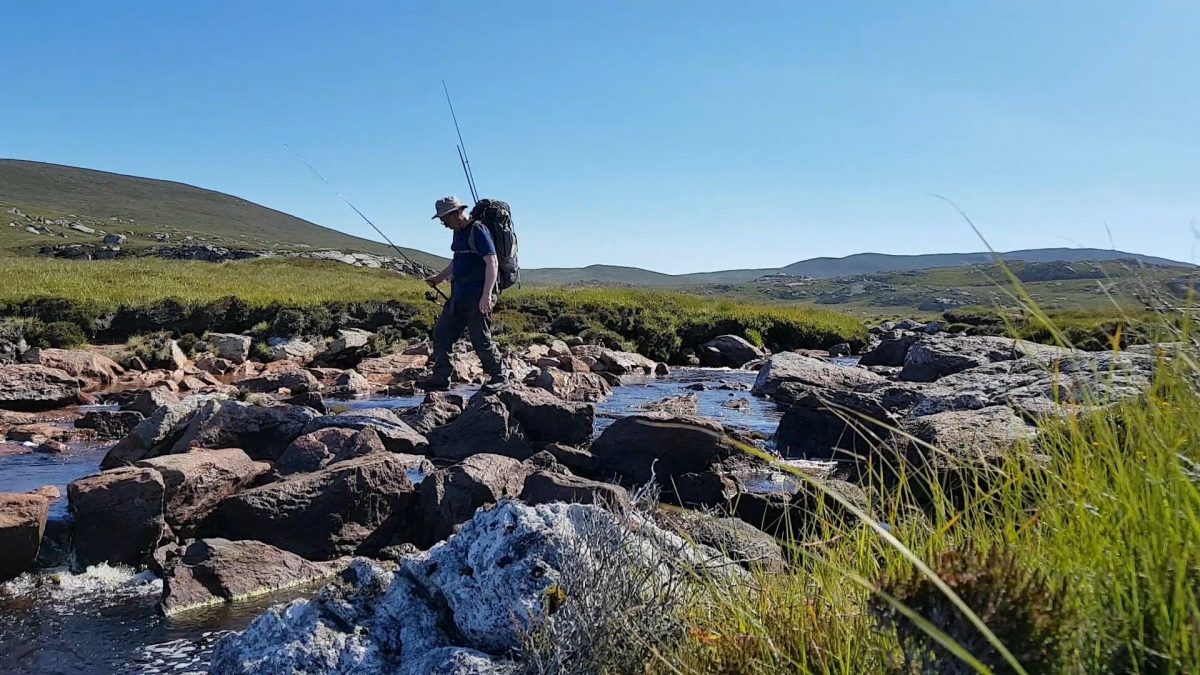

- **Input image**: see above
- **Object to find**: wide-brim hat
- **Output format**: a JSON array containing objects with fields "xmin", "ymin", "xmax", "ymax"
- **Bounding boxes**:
[{"xmin": 433, "ymin": 195, "xmax": 468, "ymax": 219}]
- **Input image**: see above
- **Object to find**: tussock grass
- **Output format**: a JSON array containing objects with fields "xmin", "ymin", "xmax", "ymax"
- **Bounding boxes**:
[{"xmin": 0, "ymin": 256, "xmax": 866, "ymax": 355}]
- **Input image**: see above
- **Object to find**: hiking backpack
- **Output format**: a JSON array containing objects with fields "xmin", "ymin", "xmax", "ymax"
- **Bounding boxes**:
[{"xmin": 468, "ymin": 198, "xmax": 520, "ymax": 290}]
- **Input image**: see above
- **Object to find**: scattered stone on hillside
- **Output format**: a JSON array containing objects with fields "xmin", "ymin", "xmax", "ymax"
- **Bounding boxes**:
[
  {"xmin": 0, "ymin": 364, "xmax": 83, "ymax": 411},
  {"xmin": 0, "ymin": 492, "xmax": 50, "ymax": 582},
  {"xmin": 159, "ymin": 538, "xmax": 342, "ymax": 616},
  {"xmin": 699, "ymin": 335, "xmax": 766, "ymax": 368},
  {"xmin": 102, "ymin": 233, "xmax": 127, "ymax": 246},
  {"xmin": 210, "ymin": 501, "xmax": 740, "ymax": 675},
  {"xmin": 209, "ymin": 333, "xmax": 252, "ymax": 364},
  {"xmin": 210, "ymin": 453, "xmax": 420, "ymax": 560},
  {"xmin": 137, "ymin": 448, "xmax": 271, "ymax": 536},
  {"xmin": 69, "ymin": 467, "xmax": 167, "ymax": 566},
  {"xmin": 76, "ymin": 409, "xmax": 144, "ymax": 438}
]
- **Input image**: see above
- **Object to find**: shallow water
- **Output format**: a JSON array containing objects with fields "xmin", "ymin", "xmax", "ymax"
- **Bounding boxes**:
[{"xmin": 0, "ymin": 365, "xmax": 792, "ymax": 674}]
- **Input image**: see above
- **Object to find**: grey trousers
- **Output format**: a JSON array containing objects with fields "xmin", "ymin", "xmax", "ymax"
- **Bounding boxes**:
[{"xmin": 429, "ymin": 287, "xmax": 504, "ymax": 383}]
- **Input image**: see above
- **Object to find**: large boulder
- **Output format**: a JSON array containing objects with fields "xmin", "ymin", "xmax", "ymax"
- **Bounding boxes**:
[
  {"xmin": 899, "ymin": 335, "xmax": 1063, "ymax": 382},
  {"xmin": 119, "ymin": 387, "xmax": 180, "ymax": 417},
  {"xmin": 417, "ymin": 453, "xmax": 531, "ymax": 544},
  {"xmin": 21, "ymin": 348, "xmax": 125, "ymax": 389},
  {"xmin": 657, "ymin": 509, "xmax": 784, "ymax": 572},
  {"xmin": 136, "ymin": 448, "xmax": 271, "ymax": 536},
  {"xmin": 699, "ymin": 335, "xmax": 766, "ymax": 368},
  {"xmin": 302, "ymin": 411, "xmax": 429, "ymax": 455},
  {"xmin": 598, "ymin": 349, "xmax": 659, "ymax": 376},
  {"xmin": 159, "ymin": 538, "xmax": 340, "ymax": 615},
  {"xmin": 520, "ymin": 470, "xmax": 632, "ymax": 511},
  {"xmin": 68, "ymin": 467, "xmax": 167, "ymax": 566},
  {"xmin": 166, "ymin": 400, "xmax": 317, "ymax": 462},
  {"xmin": 269, "ymin": 337, "xmax": 319, "ymax": 363},
  {"xmin": 529, "ymin": 368, "xmax": 612, "ymax": 402},
  {"xmin": 399, "ymin": 392, "xmax": 466, "ymax": 434},
  {"xmin": 0, "ymin": 492, "xmax": 50, "ymax": 582},
  {"xmin": 211, "ymin": 501, "xmax": 738, "ymax": 675},
  {"xmin": 209, "ymin": 453, "xmax": 420, "ymax": 560},
  {"xmin": 752, "ymin": 352, "xmax": 884, "ymax": 401},
  {"xmin": 492, "ymin": 386, "xmax": 594, "ymax": 446},
  {"xmin": 75, "ymin": 409, "xmax": 144, "ymax": 439},
  {"xmin": 236, "ymin": 368, "xmax": 322, "ymax": 394},
  {"xmin": 356, "ymin": 353, "xmax": 429, "ymax": 384},
  {"xmin": 428, "ymin": 397, "xmax": 532, "ymax": 461},
  {"xmin": 209, "ymin": 333, "xmax": 252, "ymax": 364},
  {"xmin": 275, "ymin": 427, "xmax": 407, "ymax": 475},
  {"xmin": 0, "ymin": 364, "xmax": 82, "ymax": 411},
  {"xmin": 591, "ymin": 413, "xmax": 734, "ymax": 488},
  {"xmin": 858, "ymin": 332, "xmax": 921, "ymax": 367},
  {"xmin": 101, "ymin": 394, "xmax": 225, "ymax": 469}
]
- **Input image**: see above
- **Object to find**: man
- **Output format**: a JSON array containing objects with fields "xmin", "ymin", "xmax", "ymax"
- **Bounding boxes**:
[{"xmin": 420, "ymin": 195, "xmax": 508, "ymax": 391}]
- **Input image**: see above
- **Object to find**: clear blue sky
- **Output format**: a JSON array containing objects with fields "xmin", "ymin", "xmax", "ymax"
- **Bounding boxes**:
[{"xmin": 4, "ymin": 2, "xmax": 1197, "ymax": 272}]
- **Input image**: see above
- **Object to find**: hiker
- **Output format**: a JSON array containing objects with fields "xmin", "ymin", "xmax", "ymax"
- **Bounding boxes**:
[{"xmin": 420, "ymin": 195, "xmax": 508, "ymax": 391}]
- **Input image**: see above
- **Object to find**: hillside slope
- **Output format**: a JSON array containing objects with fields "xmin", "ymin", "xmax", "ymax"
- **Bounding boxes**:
[{"xmin": 0, "ymin": 159, "xmax": 446, "ymax": 267}]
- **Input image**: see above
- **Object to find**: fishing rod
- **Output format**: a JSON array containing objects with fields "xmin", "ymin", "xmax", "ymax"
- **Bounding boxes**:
[
  {"xmin": 442, "ymin": 80, "xmax": 479, "ymax": 204},
  {"xmin": 285, "ymin": 144, "xmax": 448, "ymax": 303}
]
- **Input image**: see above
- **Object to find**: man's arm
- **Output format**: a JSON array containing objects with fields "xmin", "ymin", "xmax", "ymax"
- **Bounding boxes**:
[
  {"xmin": 426, "ymin": 262, "xmax": 453, "ymax": 287},
  {"xmin": 480, "ymin": 254, "xmax": 499, "ymax": 314}
]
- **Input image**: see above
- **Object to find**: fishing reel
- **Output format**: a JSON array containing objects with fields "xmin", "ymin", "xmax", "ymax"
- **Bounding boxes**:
[{"xmin": 424, "ymin": 290, "xmax": 443, "ymax": 306}]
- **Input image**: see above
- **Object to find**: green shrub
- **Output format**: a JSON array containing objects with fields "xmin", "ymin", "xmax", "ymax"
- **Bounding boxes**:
[
  {"xmin": 37, "ymin": 321, "xmax": 87, "ymax": 348},
  {"xmin": 271, "ymin": 308, "xmax": 308, "ymax": 337},
  {"xmin": 249, "ymin": 340, "xmax": 274, "ymax": 362}
]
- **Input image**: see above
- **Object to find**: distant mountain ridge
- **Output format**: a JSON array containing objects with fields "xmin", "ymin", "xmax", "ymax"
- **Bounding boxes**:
[{"xmin": 524, "ymin": 248, "xmax": 1192, "ymax": 286}]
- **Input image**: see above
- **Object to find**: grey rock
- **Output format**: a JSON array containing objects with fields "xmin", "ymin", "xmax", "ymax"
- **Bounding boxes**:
[
  {"xmin": 303, "ymin": 412, "xmax": 429, "ymax": 455},
  {"xmin": 209, "ymin": 333, "xmax": 252, "ymax": 364},
  {"xmin": 416, "ymin": 454, "xmax": 531, "ymax": 544},
  {"xmin": 520, "ymin": 470, "xmax": 632, "ymax": 510},
  {"xmin": 75, "ymin": 409, "xmax": 144, "ymax": 439},
  {"xmin": 0, "ymin": 492, "xmax": 49, "ymax": 582},
  {"xmin": 236, "ymin": 368, "xmax": 322, "ymax": 394},
  {"xmin": 751, "ymin": 352, "xmax": 883, "ymax": 401},
  {"xmin": 591, "ymin": 413, "xmax": 734, "ymax": 488},
  {"xmin": 0, "ymin": 364, "xmax": 82, "ymax": 411},
  {"xmin": 529, "ymin": 368, "xmax": 612, "ymax": 402},
  {"xmin": 101, "ymin": 394, "xmax": 225, "ymax": 469},
  {"xmin": 698, "ymin": 335, "xmax": 766, "ymax": 368},
  {"xmin": 168, "ymin": 400, "xmax": 317, "ymax": 462}
]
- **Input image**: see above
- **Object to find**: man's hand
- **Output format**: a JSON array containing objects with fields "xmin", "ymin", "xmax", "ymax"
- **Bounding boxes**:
[
  {"xmin": 478, "ymin": 294, "xmax": 495, "ymax": 316},
  {"xmin": 424, "ymin": 273, "xmax": 445, "ymax": 288}
]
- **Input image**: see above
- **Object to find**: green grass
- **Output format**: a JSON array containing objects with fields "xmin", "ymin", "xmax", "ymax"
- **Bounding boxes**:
[
  {"xmin": 0, "ymin": 256, "xmax": 865, "ymax": 357},
  {"xmin": 649, "ymin": 291, "xmax": 1199, "ymax": 672}
]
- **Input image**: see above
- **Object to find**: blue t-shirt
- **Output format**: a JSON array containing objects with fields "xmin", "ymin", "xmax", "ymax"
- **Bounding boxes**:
[{"xmin": 450, "ymin": 222, "xmax": 496, "ymax": 292}]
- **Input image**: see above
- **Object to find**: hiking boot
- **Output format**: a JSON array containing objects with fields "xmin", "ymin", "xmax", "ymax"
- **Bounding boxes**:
[
  {"xmin": 481, "ymin": 375, "xmax": 510, "ymax": 392},
  {"xmin": 416, "ymin": 379, "xmax": 451, "ymax": 392}
]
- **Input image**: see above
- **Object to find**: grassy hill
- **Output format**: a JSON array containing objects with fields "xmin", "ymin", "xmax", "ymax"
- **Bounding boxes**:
[
  {"xmin": 0, "ymin": 159, "xmax": 447, "ymax": 268},
  {"xmin": 524, "ymin": 248, "xmax": 1190, "ymax": 286}
]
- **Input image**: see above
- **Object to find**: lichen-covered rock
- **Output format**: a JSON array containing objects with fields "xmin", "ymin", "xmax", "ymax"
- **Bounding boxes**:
[{"xmin": 211, "ymin": 501, "xmax": 738, "ymax": 674}]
